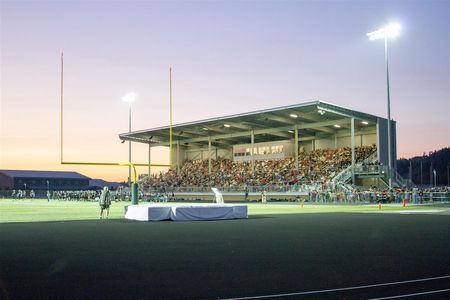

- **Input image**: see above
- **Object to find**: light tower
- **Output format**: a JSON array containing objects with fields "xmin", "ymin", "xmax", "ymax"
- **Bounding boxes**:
[
  {"xmin": 367, "ymin": 23, "xmax": 401, "ymax": 189},
  {"xmin": 122, "ymin": 92, "xmax": 137, "ymax": 188}
]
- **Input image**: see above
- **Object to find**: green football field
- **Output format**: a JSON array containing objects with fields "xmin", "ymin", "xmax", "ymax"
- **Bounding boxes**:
[
  {"xmin": 1, "ymin": 200, "xmax": 449, "ymax": 299},
  {"xmin": 1, "ymin": 199, "xmax": 448, "ymax": 223}
]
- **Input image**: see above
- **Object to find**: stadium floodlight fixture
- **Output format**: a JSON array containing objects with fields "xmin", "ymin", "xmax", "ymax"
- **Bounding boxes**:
[
  {"xmin": 122, "ymin": 92, "xmax": 137, "ymax": 103},
  {"xmin": 333, "ymin": 124, "xmax": 341, "ymax": 128},
  {"xmin": 361, "ymin": 121, "xmax": 369, "ymax": 125},
  {"xmin": 367, "ymin": 23, "xmax": 400, "ymax": 41},
  {"xmin": 224, "ymin": 124, "xmax": 231, "ymax": 128},
  {"xmin": 289, "ymin": 113, "xmax": 298, "ymax": 118}
]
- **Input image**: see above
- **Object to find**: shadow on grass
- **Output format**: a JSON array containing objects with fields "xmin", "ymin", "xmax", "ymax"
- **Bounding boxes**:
[
  {"xmin": 1, "ymin": 214, "xmax": 278, "ymax": 225},
  {"xmin": 247, "ymin": 215, "xmax": 273, "ymax": 219}
]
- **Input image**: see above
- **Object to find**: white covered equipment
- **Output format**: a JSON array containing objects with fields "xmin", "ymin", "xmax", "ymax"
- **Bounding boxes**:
[{"xmin": 125, "ymin": 203, "xmax": 248, "ymax": 221}]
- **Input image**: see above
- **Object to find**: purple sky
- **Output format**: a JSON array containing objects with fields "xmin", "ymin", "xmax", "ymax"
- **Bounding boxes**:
[{"xmin": 1, "ymin": 0, "xmax": 449, "ymax": 181}]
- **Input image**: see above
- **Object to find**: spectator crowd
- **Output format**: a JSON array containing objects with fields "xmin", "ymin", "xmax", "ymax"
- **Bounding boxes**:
[
  {"xmin": 308, "ymin": 185, "xmax": 450, "ymax": 203},
  {"xmin": 142, "ymin": 145, "xmax": 377, "ymax": 188}
]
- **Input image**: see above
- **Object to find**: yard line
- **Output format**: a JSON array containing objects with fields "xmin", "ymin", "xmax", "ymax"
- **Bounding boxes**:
[
  {"xmin": 220, "ymin": 275, "xmax": 450, "ymax": 300},
  {"xmin": 369, "ymin": 288, "xmax": 450, "ymax": 299},
  {"xmin": 358, "ymin": 210, "xmax": 444, "ymax": 214}
]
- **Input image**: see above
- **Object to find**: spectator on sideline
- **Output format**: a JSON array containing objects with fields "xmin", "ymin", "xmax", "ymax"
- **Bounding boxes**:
[{"xmin": 99, "ymin": 187, "xmax": 111, "ymax": 219}]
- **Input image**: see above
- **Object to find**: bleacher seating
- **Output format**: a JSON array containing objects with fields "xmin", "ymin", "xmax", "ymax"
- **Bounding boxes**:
[{"xmin": 141, "ymin": 145, "xmax": 377, "ymax": 188}]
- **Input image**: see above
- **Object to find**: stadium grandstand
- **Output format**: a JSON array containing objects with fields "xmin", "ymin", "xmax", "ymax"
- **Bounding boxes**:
[{"xmin": 119, "ymin": 101, "xmax": 409, "ymax": 201}]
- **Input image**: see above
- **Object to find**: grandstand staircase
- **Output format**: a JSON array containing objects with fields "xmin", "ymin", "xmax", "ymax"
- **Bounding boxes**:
[{"xmin": 331, "ymin": 152, "xmax": 410, "ymax": 189}]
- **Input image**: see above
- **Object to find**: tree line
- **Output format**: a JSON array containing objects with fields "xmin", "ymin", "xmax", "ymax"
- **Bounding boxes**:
[{"xmin": 397, "ymin": 147, "xmax": 450, "ymax": 186}]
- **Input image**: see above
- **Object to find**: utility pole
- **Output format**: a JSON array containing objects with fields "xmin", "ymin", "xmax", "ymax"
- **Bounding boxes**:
[
  {"xmin": 430, "ymin": 163, "xmax": 433, "ymax": 187},
  {"xmin": 409, "ymin": 160, "xmax": 412, "ymax": 184},
  {"xmin": 433, "ymin": 169, "xmax": 437, "ymax": 187},
  {"xmin": 420, "ymin": 160, "xmax": 423, "ymax": 186},
  {"xmin": 367, "ymin": 23, "xmax": 401, "ymax": 189}
]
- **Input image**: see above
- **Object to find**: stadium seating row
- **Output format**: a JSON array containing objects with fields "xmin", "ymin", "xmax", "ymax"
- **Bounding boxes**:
[{"xmin": 142, "ymin": 145, "xmax": 377, "ymax": 188}]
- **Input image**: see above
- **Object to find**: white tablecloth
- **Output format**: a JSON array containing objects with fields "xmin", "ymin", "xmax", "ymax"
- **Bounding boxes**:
[{"xmin": 125, "ymin": 204, "xmax": 248, "ymax": 221}]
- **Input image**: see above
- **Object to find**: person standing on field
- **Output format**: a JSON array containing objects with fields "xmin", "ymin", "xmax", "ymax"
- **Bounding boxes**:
[
  {"xmin": 261, "ymin": 189, "xmax": 267, "ymax": 204},
  {"xmin": 99, "ymin": 186, "xmax": 111, "ymax": 219},
  {"xmin": 244, "ymin": 185, "xmax": 249, "ymax": 201}
]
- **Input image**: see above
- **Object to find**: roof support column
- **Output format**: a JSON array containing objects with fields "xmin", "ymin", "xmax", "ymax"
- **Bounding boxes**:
[
  {"xmin": 176, "ymin": 140, "xmax": 180, "ymax": 176},
  {"xmin": 148, "ymin": 145, "xmax": 151, "ymax": 177},
  {"xmin": 351, "ymin": 117, "xmax": 356, "ymax": 185},
  {"xmin": 294, "ymin": 125, "xmax": 299, "ymax": 171},
  {"xmin": 376, "ymin": 119, "xmax": 380, "ymax": 162},
  {"xmin": 251, "ymin": 130, "xmax": 255, "ymax": 173},
  {"xmin": 334, "ymin": 131, "xmax": 338, "ymax": 149},
  {"xmin": 208, "ymin": 136, "xmax": 212, "ymax": 175}
]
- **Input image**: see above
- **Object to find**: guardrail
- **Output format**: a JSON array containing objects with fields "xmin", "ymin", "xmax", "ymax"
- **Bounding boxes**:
[
  {"xmin": 307, "ymin": 191, "xmax": 450, "ymax": 204},
  {"xmin": 331, "ymin": 151, "xmax": 378, "ymax": 185},
  {"xmin": 1, "ymin": 190, "xmax": 448, "ymax": 204},
  {"xmin": 147, "ymin": 184, "xmax": 324, "ymax": 194}
]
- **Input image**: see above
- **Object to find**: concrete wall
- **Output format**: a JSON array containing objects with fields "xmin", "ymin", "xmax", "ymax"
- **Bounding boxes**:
[
  {"xmin": 299, "ymin": 141, "xmax": 313, "ymax": 152},
  {"xmin": 377, "ymin": 118, "xmax": 396, "ymax": 166},
  {"xmin": 171, "ymin": 146, "xmax": 186, "ymax": 167},
  {"xmin": 335, "ymin": 133, "xmax": 376, "ymax": 148},
  {"xmin": 179, "ymin": 128, "xmax": 381, "ymax": 164},
  {"xmin": 185, "ymin": 147, "xmax": 233, "ymax": 161},
  {"xmin": 315, "ymin": 138, "xmax": 335, "ymax": 150},
  {"xmin": 299, "ymin": 132, "xmax": 376, "ymax": 152}
]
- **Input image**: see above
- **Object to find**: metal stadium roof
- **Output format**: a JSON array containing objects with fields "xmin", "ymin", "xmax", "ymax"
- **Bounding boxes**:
[
  {"xmin": 0, "ymin": 170, "xmax": 91, "ymax": 180},
  {"xmin": 119, "ymin": 101, "xmax": 383, "ymax": 148}
]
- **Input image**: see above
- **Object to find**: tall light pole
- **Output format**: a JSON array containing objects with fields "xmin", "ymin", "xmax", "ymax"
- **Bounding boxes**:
[
  {"xmin": 122, "ymin": 92, "xmax": 137, "ymax": 187},
  {"xmin": 367, "ymin": 23, "xmax": 401, "ymax": 190},
  {"xmin": 433, "ymin": 169, "xmax": 437, "ymax": 187},
  {"xmin": 420, "ymin": 160, "xmax": 423, "ymax": 186}
]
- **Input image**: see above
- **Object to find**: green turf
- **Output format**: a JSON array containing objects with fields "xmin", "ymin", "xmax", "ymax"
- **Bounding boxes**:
[
  {"xmin": 0, "ymin": 199, "xmax": 448, "ymax": 223},
  {"xmin": 1, "ymin": 210, "xmax": 449, "ymax": 299}
]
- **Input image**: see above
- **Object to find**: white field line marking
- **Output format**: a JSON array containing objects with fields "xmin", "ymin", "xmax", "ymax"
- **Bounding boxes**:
[
  {"xmin": 219, "ymin": 275, "xmax": 450, "ymax": 300},
  {"xmin": 357, "ymin": 210, "xmax": 444, "ymax": 214},
  {"xmin": 369, "ymin": 288, "xmax": 450, "ymax": 299}
]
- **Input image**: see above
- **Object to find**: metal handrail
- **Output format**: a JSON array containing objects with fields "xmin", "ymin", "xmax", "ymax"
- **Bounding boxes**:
[{"xmin": 331, "ymin": 150, "xmax": 378, "ymax": 185}]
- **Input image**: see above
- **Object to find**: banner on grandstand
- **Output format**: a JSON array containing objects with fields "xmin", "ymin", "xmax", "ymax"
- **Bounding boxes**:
[{"xmin": 233, "ymin": 141, "xmax": 293, "ymax": 162}]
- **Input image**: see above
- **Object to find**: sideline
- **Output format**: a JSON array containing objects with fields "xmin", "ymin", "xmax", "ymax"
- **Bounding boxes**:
[
  {"xmin": 369, "ymin": 288, "xmax": 450, "ymax": 299},
  {"xmin": 220, "ymin": 275, "xmax": 450, "ymax": 300},
  {"xmin": 357, "ymin": 209, "xmax": 445, "ymax": 214}
]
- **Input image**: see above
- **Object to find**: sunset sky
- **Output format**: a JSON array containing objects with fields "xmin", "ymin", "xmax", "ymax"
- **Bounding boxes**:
[{"xmin": 1, "ymin": 0, "xmax": 449, "ymax": 182}]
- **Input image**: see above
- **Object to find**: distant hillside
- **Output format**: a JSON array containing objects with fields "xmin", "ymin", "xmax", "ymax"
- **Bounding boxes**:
[
  {"xmin": 89, "ymin": 179, "xmax": 124, "ymax": 189},
  {"xmin": 397, "ymin": 147, "xmax": 450, "ymax": 186}
]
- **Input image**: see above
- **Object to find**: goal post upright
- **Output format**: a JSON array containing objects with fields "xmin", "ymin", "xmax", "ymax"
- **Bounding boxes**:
[
  {"xmin": 59, "ymin": 54, "xmax": 173, "ymax": 205},
  {"xmin": 169, "ymin": 67, "xmax": 173, "ymax": 167}
]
